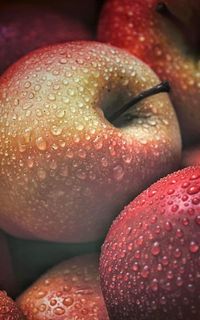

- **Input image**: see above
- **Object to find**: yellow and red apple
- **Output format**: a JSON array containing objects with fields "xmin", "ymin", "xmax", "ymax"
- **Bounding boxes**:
[{"xmin": 0, "ymin": 41, "xmax": 181, "ymax": 242}]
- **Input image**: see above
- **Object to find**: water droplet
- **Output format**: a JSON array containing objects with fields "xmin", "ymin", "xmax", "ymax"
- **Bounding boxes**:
[
  {"xmin": 113, "ymin": 165, "xmax": 124, "ymax": 181},
  {"xmin": 141, "ymin": 265, "xmax": 149, "ymax": 278},
  {"xmin": 63, "ymin": 296, "xmax": 74, "ymax": 307},
  {"xmin": 51, "ymin": 126, "xmax": 62, "ymax": 136},
  {"xmin": 54, "ymin": 307, "xmax": 65, "ymax": 315},
  {"xmin": 187, "ymin": 186, "xmax": 200, "ymax": 195},
  {"xmin": 195, "ymin": 215, "xmax": 200, "ymax": 225},
  {"xmin": 35, "ymin": 137, "xmax": 47, "ymax": 151},
  {"xmin": 189, "ymin": 241, "xmax": 199, "ymax": 253},
  {"xmin": 151, "ymin": 242, "xmax": 161, "ymax": 256}
]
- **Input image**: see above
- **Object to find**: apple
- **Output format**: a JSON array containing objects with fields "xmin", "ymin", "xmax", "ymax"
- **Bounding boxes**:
[
  {"xmin": 181, "ymin": 145, "xmax": 200, "ymax": 168},
  {"xmin": 0, "ymin": 3, "xmax": 92, "ymax": 74},
  {"xmin": 98, "ymin": 0, "xmax": 200, "ymax": 145},
  {"xmin": 17, "ymin": 254, "xmax": 109, "ymax": 320},
  {"xmin": 100, "ymin": 166, "xmax": 200, "ymax": 320},
  {"xmin": 0, "ymin": 41, "xmax": 181, "ymax": 243},
  {"xmin": 0, "ymin": 290, "xmax": 24, "ymax": 320},
  {"xmin": 0, "ymin": 232, "xmax": 17, "ymax": 297},
  {"xmin": 8, "ymin": 234, "xmax": 101, "ymax": 295}
]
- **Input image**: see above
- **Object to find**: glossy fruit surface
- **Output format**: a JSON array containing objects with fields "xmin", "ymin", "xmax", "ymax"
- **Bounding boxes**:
[
  {"xmin": 98, "ymin": 0, "xmax": 200, "ymax": 145},
  {"xmin": 17, "ymin": 254, "xmax": 109, "ymax": 320},
  {"xmin": 0, "ymin": 4, "xmax": 92, "ymax": 73},
  {"xmin": 100, "ymin": 167, "xmax": 200, "ymax": 320},
  {"xmin": 0, "ymin": 290, "xmax": 24, "ymax": 320},
  {"xmin": 0, "ymin": 41, "xmax": 181, "ymax": 242}
]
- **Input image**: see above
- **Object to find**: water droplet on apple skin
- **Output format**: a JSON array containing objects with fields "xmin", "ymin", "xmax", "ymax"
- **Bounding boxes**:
[
  {"xmin": 100, "ymin": 167, "xmax": 200, "ymax": 320},
  {"xmin": 0, "ymin": 41, "xmax": 181, "ymax": 243}
]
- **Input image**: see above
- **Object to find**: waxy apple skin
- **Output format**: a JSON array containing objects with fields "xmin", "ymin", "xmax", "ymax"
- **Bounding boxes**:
[
  {"xmin": 0, "ymin": 4, "xmax": 92, "ymax": 74},
  {"xmin": 100, "ymin": 167, "xmax": 200, "ymax": 320},
  {"xmin": 0, "ymin": 41, "xmax": 181, "ymax": 242},
  {"xmin": 17, "ymin": 254, "xmax": 109, "ymax": 320},
  {"xmin": 98, "ymin": 0, "xmax": 200, "ymax": 145},
  {"xmin": 0, "ymin": 290, "xmax": 24, "ymax": 320}
]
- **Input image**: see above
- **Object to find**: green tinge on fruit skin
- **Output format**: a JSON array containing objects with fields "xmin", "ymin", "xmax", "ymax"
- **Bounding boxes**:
[{"xmin": 0, "ymin": 41, "xmax": 181, "ymax": 243}]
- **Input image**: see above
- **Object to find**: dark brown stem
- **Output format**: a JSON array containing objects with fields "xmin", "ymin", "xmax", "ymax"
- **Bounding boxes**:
[{"xmin": 109, "ymin": 81, "xmax": 170, "ymax": 123}]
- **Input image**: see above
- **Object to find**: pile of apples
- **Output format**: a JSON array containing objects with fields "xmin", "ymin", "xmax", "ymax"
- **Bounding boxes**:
[{"xmin": 0, "ymin": 0, "xmax": 199, "ymax": 319}]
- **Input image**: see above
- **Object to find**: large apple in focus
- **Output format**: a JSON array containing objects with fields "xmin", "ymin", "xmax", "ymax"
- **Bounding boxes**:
[
  {"xmin": 100, "ymin": 167, "xmax": 200, "ymax": 319},
  {"xmin": 0, "ymin": 3, "xmax": 92, "ymax": 74},
  {"xmin": 0, "ymin": 232, "xmax": 17, "ymax": 297},
  {"xmin": 0, "ymin": 41, "xmax": 181, "ymax": 242},
  {"xmin": 17, "ymin": 254, "xmax": 109, "ymax": 320},
  {"xmin": 98, "ymin": 0, "xmax": 200, "ymax": 145}
]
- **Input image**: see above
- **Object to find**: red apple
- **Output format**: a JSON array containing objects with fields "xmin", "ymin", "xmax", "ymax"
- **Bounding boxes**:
[
  {"xmin": 98, "ymin": 0, "xmax": 200, "ymax": 145},
  {"xmin": 0, "ymin": 290, "xmax": 24, "ymax": 320},
  {"xmin": 17, "ymin": 254, "xmax": 109, "ymax": 320},
  {"xmin": 181, "ymin": 145, "xmax": 200, "ymax": 168},
  {"xmin": 100, "ymin": 166, "xmax": 200, "ymax": 319},
  {"xmin": 0, "ymin": 232, "xmax": 17, "ymax": 297},
  {"xmin": 0, "ymin": 3, "xmax": 92, "ymax": 74},
  {"xmin": 0, "ymin": 41, "xmax": 181, "ymax": 242}
]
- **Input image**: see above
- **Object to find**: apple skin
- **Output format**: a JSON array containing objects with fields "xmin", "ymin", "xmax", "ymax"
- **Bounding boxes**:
[
  {"xmin": 0, "ymin": 41, "xmax": 181, "ymax": 242},
  {"xmin": 181, "ymin": 145, "xmax": 200, "ymax": 168},
  {"xmin": 0, "ymin": 232, "xmax": 17, "ymax": 297},
  {"xmin": 17, "ymin": 254, "xmax": 109, "ymax": 320},
  {"xmin": 98, "ymin": 0, "xmax": 200, "ymax": 145},
  {"xmin": 0, "ymin": 290, "xmax": 24, "ymax": 320},
  {"xmin": 100, "ymin": 166, "xmax": 200, "ymax": 320},
  {"xmin": 0, "ymin": 3, "xmax": 92, "ymax": 74}
]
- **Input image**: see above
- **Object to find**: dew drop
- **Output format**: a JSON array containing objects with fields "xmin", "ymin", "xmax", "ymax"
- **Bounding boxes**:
[
  {"xmin": 187, "ymin": 186, "xmax": 200, "ymax": 195},
  {"xmin": 189, "ymin": 241, "xmax": 199, "ymax": 253},
  {"xmin": 54, "ymin": 307, "xmax": 65, "ymax": 315},
  {"xmin": 151, "ymin": 242, "xmax": 161, "ymax": 256},
  {"xmin": 113, "ymin": 165, "xmax": 124, "ymax": 181},
  {"xmin": 35, "ymin": 137, "xmax": 47, "ymax": 151},
  {"xmin": 63, "ymin": 297, "xmax": 74, "ymax": 307}
]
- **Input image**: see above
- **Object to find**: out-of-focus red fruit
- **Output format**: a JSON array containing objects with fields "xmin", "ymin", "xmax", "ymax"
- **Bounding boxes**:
[
  {"xmin": 0, "ymin": 232, "xmax": 17, "ymax": 297},
  {"xmin": 98, "ymin": 0, "xmax": 200, "ymax": 145},
  {"xmin": 0, "ymin": 290, "xmax": 24, "ymax": 320},
  {"xmin": 17, "ymin": 254, "xmax": 109, "ymax": 320},
  {"xmin": 0, "ymin": 4, "xmax": 92, "ymax": 73},
  {"xmin": 181, "ymin": 145, "xmax": 200, "ymax": 168},
  {"xmin": 100, "ymin": 167, "xmax": 200, "ymax": 320}
]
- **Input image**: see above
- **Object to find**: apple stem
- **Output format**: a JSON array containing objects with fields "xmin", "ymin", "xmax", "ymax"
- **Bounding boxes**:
[{"xmin": 109, "ymin": 80, "xmax": 170, "ymax": 122}]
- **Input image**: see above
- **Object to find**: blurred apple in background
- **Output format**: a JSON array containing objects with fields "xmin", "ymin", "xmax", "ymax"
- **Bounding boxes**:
[
  {"xmin": 181, "ymin": 145, "xmax": 200, "ymax": 168},
  {"xmin": 0, "ymin": 41, "xmax": 181, "ymax": 243},
  {"xmin": 0, "ymin": 231, "xmax": 17, "ymax": 297},
  {"xmin": 7, "ymin": 235, "xmax": 101, "ymax": 296},
  {"xmin": 17, "ymin": 254, "xmax": 109, "ymax": 320},
  {"xmin": 0, "ymin": 3, "xmax": 93, "ymax": 74},
  {"xmin": 98, "ymin": 0, "xmax": 200, "ymax": 146},
  {"xmin": 0, "ymin": 290, "xmax": 24, "ymax": 320},
  {"xmin": 100, "ymin": 167, "xmax": 200, "ymax": 319}
]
